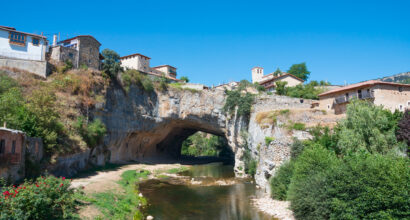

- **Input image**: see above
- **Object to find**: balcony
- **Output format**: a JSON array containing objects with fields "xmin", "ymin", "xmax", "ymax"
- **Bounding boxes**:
[{"xmin": 334, "ymin": 92, "xmax": 374, "ymax": 104}]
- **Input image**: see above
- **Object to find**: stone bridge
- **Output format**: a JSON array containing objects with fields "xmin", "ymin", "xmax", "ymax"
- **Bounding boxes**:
[{"xmin": 96, "ymin": 85, "xmax": 247, "ymax": 168}]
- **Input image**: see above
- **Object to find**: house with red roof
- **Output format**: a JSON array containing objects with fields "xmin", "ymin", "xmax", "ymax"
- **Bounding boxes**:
[
  {"xmin": 318, "ymin": 80, "xmax": 410, "ymax": 114},
  {"xmin": 120, "ymin": 52, "xmax": 181, "ymax": 81},
  {"xmin": 251, "ymin": 67, "xmax": 304, "ymax": 91}
]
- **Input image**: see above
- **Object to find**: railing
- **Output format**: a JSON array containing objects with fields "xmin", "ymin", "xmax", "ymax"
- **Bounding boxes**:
[{"xmin": 334, "ymin": 92, "xmax": 374, "ymax": 104}]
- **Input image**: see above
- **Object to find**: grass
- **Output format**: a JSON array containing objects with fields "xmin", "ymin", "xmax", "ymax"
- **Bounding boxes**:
[
  {"xmin": 256, "ymin": 109, "xmax": 290, "ymax": 126},
  {"xmin": 80, "ymin": 169, "xmax": 150, "ymax": 220},
  {"xmin": 168, "ymin": 82, "xmax": 201, "ymax": 93},
  {"xmin": 289, "ymin": 122, "xmax": 306, "ymax": 131},
  {"xmin": 265, "ymin": 136, "xmax": 275, "ymax": 145}
]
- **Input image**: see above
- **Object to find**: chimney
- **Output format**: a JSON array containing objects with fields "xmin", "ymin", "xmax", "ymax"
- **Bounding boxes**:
[
  {"xmin": 53, "ymin": 34, "xmax": 58, "ymax": 46},
  {"xmin": 3, "ymin": 122, "xmax": 6, "ymax": 128}
]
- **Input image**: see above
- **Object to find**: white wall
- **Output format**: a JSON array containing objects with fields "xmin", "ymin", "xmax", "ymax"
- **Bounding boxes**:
[
  {"xmin": 121, "ymin": 55, "xmax": 150, "ymax": 72},
  {"xmin": 0, "ymin": 29, "xmax": 46, "ymax": 61}
]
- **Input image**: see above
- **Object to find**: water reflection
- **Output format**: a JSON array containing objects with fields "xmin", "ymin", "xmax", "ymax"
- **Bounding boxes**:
[{"xmin": 139, "ymin": 163, "xmax": 273, "ymax": 220}]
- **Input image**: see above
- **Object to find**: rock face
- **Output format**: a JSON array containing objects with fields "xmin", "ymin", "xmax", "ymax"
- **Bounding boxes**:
[{"xmin": 96, "ymin": 85, "xmax": 248, "ymax": 176}]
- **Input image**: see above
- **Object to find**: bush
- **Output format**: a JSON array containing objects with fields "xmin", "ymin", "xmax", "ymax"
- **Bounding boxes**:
[
  {"xmin": 0, "ymin": 175, "xmax": 80, "ymax": 219},
  {"xmin": 336, "ymin": 100, "xmax": 404, "ymax": 155},
  {"xmin": 180, "ymin": 76, "xmax": 189, "ymax": 83},
  {"xmin": 291, "ymin": 122, "xmax": 306, "ymax": 131},
  {"xmin": 290, "ymin": 138, "xmax": 305, "ymax": 159},
  {"xmin": 181, "ymin": 132, "xmax": 228, "ymax": 157},
  {"xmin": 265, "ymin": 136, "xmax": 274, "ymax": 145},
  {"xmin": 289, "ymin": 153, "xmax": 410, "ymax": 220},
  {"xmin": 223, "ymin": 90, "xmax": 254, "ymax": 117},
  {"xmin": 270, "ymin": 161, "xmax": 294, "ymax": 200},
  {"xmin": 396, "ymin": 109, "xmax": 409, "ymax": 147},
  {"xmin": 75, "ymin": 117, "xmax": 106, "ymax": 152},
  {"xmin": 61, "ymin": 60, "xmax": 73, "ymax": 73},
  {"xmin": 287, "ymin": 145, "xmax": 341, "ymax": 219}
]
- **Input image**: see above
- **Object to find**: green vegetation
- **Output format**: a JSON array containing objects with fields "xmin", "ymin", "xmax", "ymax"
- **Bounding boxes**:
[
  {"xmin": 0, "ymin": 72, "xmax": 65, "ymax": 154},
  {"xmin": 397, "ymin": 110, "xmax": 409, "ymax": 147},
  {"xmin": 240, "ymin": 131, "xmax": 257, "ymax": 177},
  {"xmin": 61, "ymin": 60, "xmax": 74, "ymax": 73},
  {"xmin": 265, "ymin": 136, "xmax": 274, "ymax": 145},
  {"xmin": 74, "ymin": 117, "xmax": 106, "ymax": 155},
  {"xmin": 289, "ymin": 122, "xmax": 306, "ymax": 131},
  {"xmin": 180, "ymin": 76, "xmax": 189, "ymax": 82},
  {"xmin": 121, "ymin": 69, "xmax": 154, "ymax": 93},
  {"xmin": 269, "ymin": 161, "xmax": 294, "ymax": 200},
  {"xmin": 101, "ymin": 49, "xmax": 122, "ymax": 77},
  {"xmin": 287, "ymin": 62, "xmax": 310, "ymax": 81},
  {"xmin": 181, "ymin": 132, "xmax": 230, "ymax": 157},
  {"xmin": 223, "ymin": 89, "xmax": 254, "ymax": 117},
  {"xmin": 269, "ymin": 100, "xmax": 408, "ymax": 219},
  {"xmin": 82, "ymin": 170, "xmax": 149, "ymax": 220},
  {"xmin": 273, "ymin": 68, "xmax": 282, "ymax": 76},
  {"xmin": 275, "ymin": 81, "xmax": 287, "ymax": 95},
  {"xmin": 0, "ymin": 175, "xmax": 81, "ymax": 219},
  {"xmin": 275, "ymin": 80, "xmax": 327, "ymax": 100}
]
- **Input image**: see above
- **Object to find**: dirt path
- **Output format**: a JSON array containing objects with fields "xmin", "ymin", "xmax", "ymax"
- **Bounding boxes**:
[{"xmin": 72, "ymin": 163, "xmax": 183, "ymax": 219}]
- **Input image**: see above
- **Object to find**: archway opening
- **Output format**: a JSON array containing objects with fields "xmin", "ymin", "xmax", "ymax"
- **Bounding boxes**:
[{"xmin": 179, "ymin": 131, "xmax": 234, "ymax": 165}]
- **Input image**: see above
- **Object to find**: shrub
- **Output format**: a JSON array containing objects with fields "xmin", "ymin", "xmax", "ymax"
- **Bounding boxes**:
[
  {"xmin": 269, "ymin": 161, "xmax": 294, "ymax": 200},
  {"xmin": 291, "ymin": 122, "xmax": 306, "ymax": 131},
  {"xmin": 275, "ymin": 81, "xmax": 287, "ymax": 95},
  {"xmin": 289, "ymin": 153, "xmax": 410, "ymax": 220},
  {"xmin": 0, "ymin": 175, "xmax": 80, "ymax": 219},
  {"xmin": 101, "ymin": 49, "xmax": 122, "ymax": 77},
  {"xmin": 265, "ymin": 136, "xmax": 274, "ymax": 145},
  {"xmin": 223, "ymin": 90, "xmax": 254, "ymax": 117},
  {"xmin": 62, "ymin": 60, "xmax": 73, "ymax": 73},
  {"xmin": 396, "ymin": 109, "xmax": 409, "ymax": 147},
  {"xmin": 336, "ymin": 100, "xmax": 404, "ymax": 155},
  {"xmin": 180, "ymin": 76, "xmax": 189, "ymax": 83},
  {"xmin": 267, "ymin": 91, "xmax": 273, "ymax": 95},
  {"xmin": 75, "ymin": 117, "xmax": 106, "ymax": 154},
  {"xmin": 290, "ymin": 138, "xmax": 305, "ymax": 159}
]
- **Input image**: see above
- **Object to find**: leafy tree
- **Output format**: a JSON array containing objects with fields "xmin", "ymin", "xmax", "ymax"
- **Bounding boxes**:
[
  {"xmin": 181, "ymin": 132, "xmax": 228, "ymax": 157},
  {"xmin": 396, "ymin": 109, "xmax": 409, "ymax": 147},
  {"xmin": 223, "ymin": 89, "xmax": 254, "ymax": 117},
  {"xmin": 287, "ymin": 62, "xmax": 310, "ymax": 81},
  {"xmin": 270, "ymin": 161, "xmax": 294, "ymax": 200},
  {"xmin": 336, "ymin": 100, "xmax": 404, "ymax": 155},
  {"xmin": 101, "ymin": 49, "xmax": 122, "ymax": 77},
  {"xmin": 180, "ymin": 76, "xmax": 189, "ymax": 83},
  {"xmin": 75, "ymin": 117, "xmax": 106, "ymax": 156},
  {"xmin": 273, "ymin": 68, "xmax": 282, "ymax": 76},
  {"xmin": 286, "ymin": 81, "xmax": 325, "ymax": 100},
  {"xmin": 253, "ymin": 82, "xmax": 266, "ymax": 92},
  {"xmin": 275, "ymin": 81, "xmax": 287, "ymax": 95},
  {"xmin": 319, "ymin": 80, "xmax": 330, "ymax": 86}
]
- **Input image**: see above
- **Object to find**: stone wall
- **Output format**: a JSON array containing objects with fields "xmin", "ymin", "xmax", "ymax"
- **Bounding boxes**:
[
  {"xmin": 0, "ymin": 57, "xmax": 48, "ymax": 77},
  {"xmin": 77, "ymin": 36, "xmax": 100, "ymax": 70},
  {"xmin": 49, "ymin": 46, "xmax": 78, "ymax": 68}
]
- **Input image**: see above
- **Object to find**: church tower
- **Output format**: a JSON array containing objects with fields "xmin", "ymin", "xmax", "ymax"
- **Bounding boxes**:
[{"xmin": 252, "ymin": 67, "xmax": 264, "ymax": 83}]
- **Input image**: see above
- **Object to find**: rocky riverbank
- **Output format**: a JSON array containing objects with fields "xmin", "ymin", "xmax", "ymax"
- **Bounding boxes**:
[{"xmin": 251, "ymin": 196, "xmax": 295, "ymax": 220}]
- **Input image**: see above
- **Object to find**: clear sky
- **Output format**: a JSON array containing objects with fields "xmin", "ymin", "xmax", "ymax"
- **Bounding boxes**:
[{"xmin": 2, "ymin": 0, "xmax": 409, "ymax": 86}]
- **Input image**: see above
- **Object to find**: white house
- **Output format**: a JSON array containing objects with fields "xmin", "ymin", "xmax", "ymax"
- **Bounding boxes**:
[
  {"xmin": 120, "ymin": 52, "xmax": 180, "ymax": 81},
  {"xmin": 0, "ymin": 25, "xmax": 47, "ymax": 61}
]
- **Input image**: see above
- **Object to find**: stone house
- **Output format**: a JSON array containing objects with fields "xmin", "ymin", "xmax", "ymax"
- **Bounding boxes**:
[
  {"xmin": 120, "ymin": 52, "xmax": 180, "ymax": 81},
  {"xmin": 49, "ymin": 35, "xmax": 102, "ymax": 69},
  {"xmin": 0, "ymin": 25, "xmax": 48, "ymax": 77},
  {"xmin": 318, "ymin": 80, "xmax": 410, "ymax": 114},
  {"xmin": 251, "ymin": 67, "xmax": 304, "ymax": 91},
  {"xmin": 0, "ymin": 125, "xmax": 43, "ymax": 182}
]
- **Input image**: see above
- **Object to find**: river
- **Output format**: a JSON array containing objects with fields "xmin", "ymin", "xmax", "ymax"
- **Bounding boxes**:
[{"xmin": 139, "ymin": 162, "xmax": 274, "ymax": 220}]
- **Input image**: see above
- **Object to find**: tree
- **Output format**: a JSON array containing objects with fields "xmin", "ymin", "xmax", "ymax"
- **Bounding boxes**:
[
  {"xmin": 180, "ymin": 76, "xmax": 189, "ymax": 83},
  {"xmin": 396, "ymin": 109, "xmax": 409, "ymax": 147},
  {"xmin": 101, "ymin": 49, "xmax": 122, "ymax": 77},
  {"xmin": 273, "ymin": 68, "xmax": 282, "ymax": 76},
  {"xmin": 275, "ymin": 81, "xmax": 287, "ymax": 95},
  {"xmin": 336, "ymin": 100, "xmax": 403, "ymax": 155},
  {"xmin": 75, "ymin": 117, "xmax": 106, "ymax": 157},
  {"xmin": 287, "ymin": 62, "xmax": 310, "ymax": 81}
]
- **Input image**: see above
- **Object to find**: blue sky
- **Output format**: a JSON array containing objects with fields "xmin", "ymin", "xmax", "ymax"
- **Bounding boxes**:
[{"xmin": 2, "ymin": 0, "xmax": 409, "ymax": 86}]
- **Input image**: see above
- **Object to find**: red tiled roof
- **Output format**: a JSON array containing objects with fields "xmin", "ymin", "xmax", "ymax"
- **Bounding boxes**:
[
  {"xmin": 319, "ymin": 80, "xmax": 410, "ymax": 97},
  {"xmin": 120, "ymin": 53, "xmax": 151, "ymax": 60},
  {"xmin": 152, "ymin": 65, "xmax": 177, "ymax": 69},
  {"xmin": 259, "ymin": 73, "xmax": 304, "ymax": 85},
  {"xmin": 59, "ymin": 35, "xmax": 101, "ymax": 46},
  {"xmin": 0, "ymin": 25, "xmax": 47, "ymax": 39}
]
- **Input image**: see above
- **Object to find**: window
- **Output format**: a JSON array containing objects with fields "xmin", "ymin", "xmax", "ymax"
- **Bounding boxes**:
[
  {"xmin": 11, "ymin": 141, "xmax": 16, "ymax": 154},
  {"xmin": 358, "ymin": 89, "xmax": 362, "ymax": 99},
  {"xmin": 0, "ymin": 139, "xmax": 5, "ymax": 154},
  {"xmin": 399, "ymin": 87, "xmax": 403, "ymax": 92},
  {"xmin": 9, "ymin": 32, "xmax": 26, "ymax": 45},
  {"xmin": 408, "ymin": 101, "xmax": 410, "ymax": 107},
  {"xmin": 327, "ymin": 104, "xmax": 330, "ymax": 109},
  {"xmin": 69, "ymin": 53, "xmax": 74, "ymax": 58},
  {"xmin": 32, "ymin": 38, "xmax": 40, "ymax": 46},
  {"xmin": 399, "ymin": 105, "xmax": 403, "ymax": 111}
]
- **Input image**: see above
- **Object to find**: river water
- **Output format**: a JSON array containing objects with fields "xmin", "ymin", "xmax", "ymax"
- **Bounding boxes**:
[{"xmin": 139, "ymin": 163, "xmax": 273, "ymax": 220}]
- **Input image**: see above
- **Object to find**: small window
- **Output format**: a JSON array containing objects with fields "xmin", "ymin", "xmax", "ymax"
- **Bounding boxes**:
[
  {"xmin": 398, "ymin": 87, "xmax": 403, "ymax": 92},
  {"xmin": 9, "ymin": 32, "xmax": 26, "ymax": 45},
  {"xmin": 11, "ymin": 141, "xmax": 16, "ymax": 154},
  {"xmin": 0, "ymin": 139, "xmax": 5, "ymax": 154},
  {"xmin": 399, "ymin": 105, "xmax": 403, "ymax": 111},
  {"xmin": 327, "ymin": 104, "xmax": 330, "ymax": 109},
  {"xmin": 88, "ymin": 59, "xmax": 91, "ymax": 64},
  {"xmin": 32, "ymin": 38, "xmax": 40, "ymax": 46}
]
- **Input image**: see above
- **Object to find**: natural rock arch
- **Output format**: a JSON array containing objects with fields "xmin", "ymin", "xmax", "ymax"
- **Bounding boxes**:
[{"xmin": 97, "ymin": 85, "xmax": 247, "ymax": 173}]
